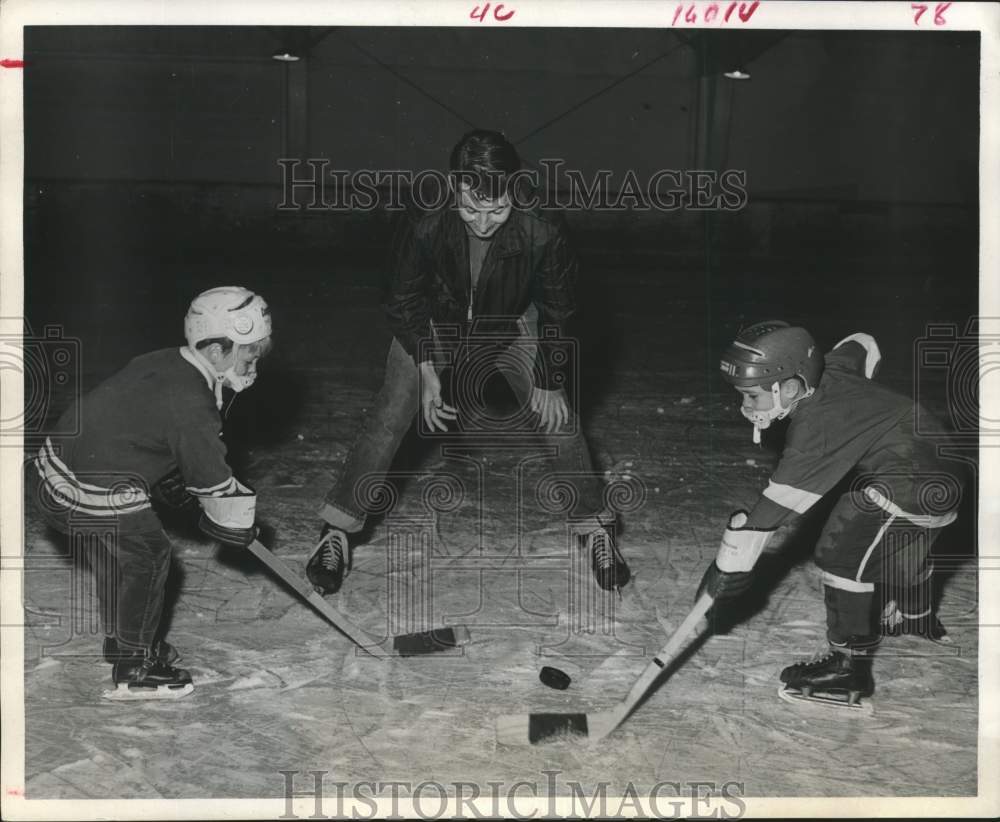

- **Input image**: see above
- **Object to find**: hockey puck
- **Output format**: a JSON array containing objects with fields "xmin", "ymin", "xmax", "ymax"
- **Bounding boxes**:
[{"xmin": 539, "ymin": 666, "xmax": 571, "ymax": 690}]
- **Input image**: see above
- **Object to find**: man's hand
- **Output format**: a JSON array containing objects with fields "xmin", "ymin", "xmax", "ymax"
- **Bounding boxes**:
[
  {"xmin": 530, "ymin": 386, "xmax": 569, "ymax": 433},
  {"xmin": 420, "ymin": 361, "xmax": 457, "ymax": 432}
]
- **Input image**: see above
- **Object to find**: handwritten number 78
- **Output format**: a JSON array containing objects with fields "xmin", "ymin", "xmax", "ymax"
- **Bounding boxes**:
[{"xmin": 912, "ymin": 3, "xmax": 951, "ymax": 25}]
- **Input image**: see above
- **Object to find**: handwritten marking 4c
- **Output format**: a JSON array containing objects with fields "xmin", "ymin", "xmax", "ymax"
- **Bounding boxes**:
[{"xmin": 470, "ymin": 3, "xmax": 515, "ymax": 23}]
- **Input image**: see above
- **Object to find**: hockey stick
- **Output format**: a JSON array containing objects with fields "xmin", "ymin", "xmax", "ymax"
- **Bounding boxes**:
[
  {"xmin": 495, "ymin": 591, "xmax": 714, "ymax": 745},
  {"xmin": 247, "ymin": 540, "xmax": 470, "ymax": 659}
]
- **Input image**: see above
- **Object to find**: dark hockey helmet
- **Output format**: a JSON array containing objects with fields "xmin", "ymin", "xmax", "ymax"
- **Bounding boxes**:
[{"xmin": 719, "ymin": 320, "xmax": 824, "ymax": 392}]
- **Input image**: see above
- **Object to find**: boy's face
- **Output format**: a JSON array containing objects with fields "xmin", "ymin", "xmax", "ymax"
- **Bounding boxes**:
[
  {"xmin": 456, "ymin": 183, "xmax": 512, "ymax": 239},
  {"xmin": 737, "ymin": 384, "xmax": 774, "ymax": 414},
  {"xmin": 216, "ymin": 337, "xmax": 271, "ymax": 381}
]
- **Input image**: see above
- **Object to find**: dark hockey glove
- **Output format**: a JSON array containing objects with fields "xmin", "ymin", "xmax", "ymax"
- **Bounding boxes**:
[
  {"xmin": 697, "ymin": 561, "xmax": 753, "ymax": 601},
  {"xmin": 152, "ymin": 470, "xmax": 196, "ymax": 511},
  {"xmin": 696, "ymin": 511, "xmax": 774, "ymax": 602},
  {"xmin": 198, "ymin": 512, "xmax": 258, "ymax": 549}
]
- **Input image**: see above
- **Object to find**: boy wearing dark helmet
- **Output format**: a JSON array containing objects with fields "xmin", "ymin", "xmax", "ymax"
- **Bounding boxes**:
[{"xmin": 700, "ymin": 321, "xmax": 962, "ymax": 710}]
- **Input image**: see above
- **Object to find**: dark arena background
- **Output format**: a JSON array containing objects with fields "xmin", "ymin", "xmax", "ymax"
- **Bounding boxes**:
[{"xmin": 19, "ymin": 24, "xmax": 981, "ymax": 804}]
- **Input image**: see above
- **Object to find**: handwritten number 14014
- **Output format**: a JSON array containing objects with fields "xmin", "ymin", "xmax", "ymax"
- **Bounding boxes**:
[{"xmin": 671, "ymin": 1, "xmax": 760, "ymax": 26}]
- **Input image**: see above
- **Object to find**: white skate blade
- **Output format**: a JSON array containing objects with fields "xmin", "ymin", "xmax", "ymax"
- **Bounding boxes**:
[
  {"xmin": 101, "ymin": 682, "xmax": 194, "ymax": 702},
  {"xmin": 778, "ymin": 685, "xmax": 874, "ymax": 717}
]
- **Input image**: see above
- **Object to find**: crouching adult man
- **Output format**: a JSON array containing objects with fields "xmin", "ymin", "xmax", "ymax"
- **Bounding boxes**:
[{"xmin": 310, "ymin": 129, "xmax": 628, "ymax": 596}]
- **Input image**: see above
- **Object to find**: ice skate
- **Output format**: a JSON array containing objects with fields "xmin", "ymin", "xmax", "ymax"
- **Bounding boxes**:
[
  {"xmin": 306, "ymin": 524, "xmax": 349, "ymax": 595},
  {"xmin": 583, "ymin": 527, "xmax": 630, "ymax": 592},
  {"xmin": 881, "ymin": 600, "xmax": 951, "ymax": 645},
  {"xmin": 778, "ymin": 646, "xmax": 874, "ymax": 716},
  {"xmin": 103, "ymin": 636, "xmax": 180, "ymax": 665},
  {"xmin": 102, "ymin": 652, "xmax": 194, "ymax": 702}
]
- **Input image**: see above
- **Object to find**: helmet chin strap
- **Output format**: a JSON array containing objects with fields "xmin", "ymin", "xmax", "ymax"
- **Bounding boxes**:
[
  {"xmin": 215, "ymin": 365, "xmax": 257, "ymax": 412},
  {"xmin": 741, "ymin": 382, "xmax": 813, "ymax": 444},
  {"xmin": 221, "ymin": 365, "xmax": 257, "ymax": 393},
  {"xmin": 188, "ymin": 346, "xmax": 255, "ymax": 409}
]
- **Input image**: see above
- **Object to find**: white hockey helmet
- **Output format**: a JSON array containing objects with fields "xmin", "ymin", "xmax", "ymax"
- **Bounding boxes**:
[{"xmin": 184, "ymin": 287, "xmax": 271, "ymax": 348}]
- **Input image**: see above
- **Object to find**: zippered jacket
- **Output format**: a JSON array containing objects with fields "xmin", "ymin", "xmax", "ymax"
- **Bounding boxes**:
[{"xmin": 382, "ymin": 205, "xmax": 578, "ymax": 391}]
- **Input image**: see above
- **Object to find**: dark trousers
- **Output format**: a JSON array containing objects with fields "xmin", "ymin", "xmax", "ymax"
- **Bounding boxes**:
[
  {"xmin": 35, "ymin": 480, "xmax": 172, "ymax": 653},
  {"xmin": 814, "ymin": 489, "xmax": 950, "ymax": 644},
  {"xmin": 321, "ymin": 335, "xmax": 607, "ymax": 532}
]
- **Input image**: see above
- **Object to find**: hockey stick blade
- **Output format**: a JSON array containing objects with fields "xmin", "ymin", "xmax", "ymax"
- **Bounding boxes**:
[
  {"xmin": 495, "ymin": 592, "xmax": 714, "ymax": 746},
  {"xmin": 392, "ymin": 625, "xmax": 471, "ymax": 656},
  {"xmin": 248, "ymin": 540, "xmax": 469, "ymax": 658}
]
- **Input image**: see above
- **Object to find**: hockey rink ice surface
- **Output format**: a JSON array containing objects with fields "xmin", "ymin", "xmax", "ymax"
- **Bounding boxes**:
[{"xmin": 21, "ymin": 254, "xmax": 979, "ymax": 799}]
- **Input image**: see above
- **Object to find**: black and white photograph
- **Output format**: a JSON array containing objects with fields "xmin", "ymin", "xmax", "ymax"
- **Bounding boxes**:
[{"xmin": 1, "ymin": 0, "xmax": 997, "ymax": 818}]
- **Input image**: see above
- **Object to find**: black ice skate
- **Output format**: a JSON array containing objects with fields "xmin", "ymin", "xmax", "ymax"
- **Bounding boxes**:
[
  {"xmin": 881, "ymin": 601, "xmax": 951, "ymax": 645},
  {"xmin": 584, "ymin": 527, "xmax": 631, "ymax": 592},
  {"xmin": 306, "ymin": 524, "xmax": 349, "ymax": 595},
  {"xmin": 103, "ymin": 636, "xmax": 180, "ymax": 665},
  {"xmin": 102, "ymin": 652, "xmax": 194, "ymax": 702},
  {"xmin": 778, "ymin": 646, "xmax": 875, "ymax": 716}
]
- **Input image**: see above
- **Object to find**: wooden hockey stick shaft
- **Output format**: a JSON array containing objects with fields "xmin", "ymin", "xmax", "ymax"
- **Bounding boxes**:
[
  {"xmin": 247, "ymin": 539, "xmax": 386, "ymax": 659},
  {"xmin": 604, "ymin": 590, "xmax": 715, "ymax": 733}
]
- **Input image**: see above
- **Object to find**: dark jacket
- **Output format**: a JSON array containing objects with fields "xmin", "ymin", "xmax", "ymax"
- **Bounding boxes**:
[
  {"xmin": 33, "ymin": 348, "xmax": 236, "ymax": 534},
  {"xmin": 382, "ymin": 205, "xmax": 578, "ymax": 390}
]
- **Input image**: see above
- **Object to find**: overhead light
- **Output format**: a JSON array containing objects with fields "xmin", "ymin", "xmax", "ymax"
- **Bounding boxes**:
[
  {"xmin": 724, "ymin": 69, "xmax": 750, "ymax": 80},
  {"xmin": 272, "ymin": 51, "xmax": 300, "ymax": 62}
]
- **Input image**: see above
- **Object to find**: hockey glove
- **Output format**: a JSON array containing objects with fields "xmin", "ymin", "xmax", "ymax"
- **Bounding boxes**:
[
  {"xmin": 151, "ymin": 470, "xmax": 196, "ymax": 511},
  {"xmin": 698, "ymin": 562, "xmax": 753, "ymax": 601},
  {"xmin": 198, "ymin": 481, "xmax": 258, "ymax": 549},
  {"xmin": 697, "ymin": 511, "xmax": 774, "ymax": 601},
  {"xmin": 198, "ymin": 512, "xmax": 258, "ymax": 549}
]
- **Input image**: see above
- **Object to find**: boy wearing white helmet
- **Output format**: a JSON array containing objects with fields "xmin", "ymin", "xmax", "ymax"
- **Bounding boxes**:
[
  {"xmin": 31, "ymin": 286, "xmax": 272, "ymax": 700},
  {"xmin": 700, "ymin": 321, "xmax": 963, "ymax": 712}
]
